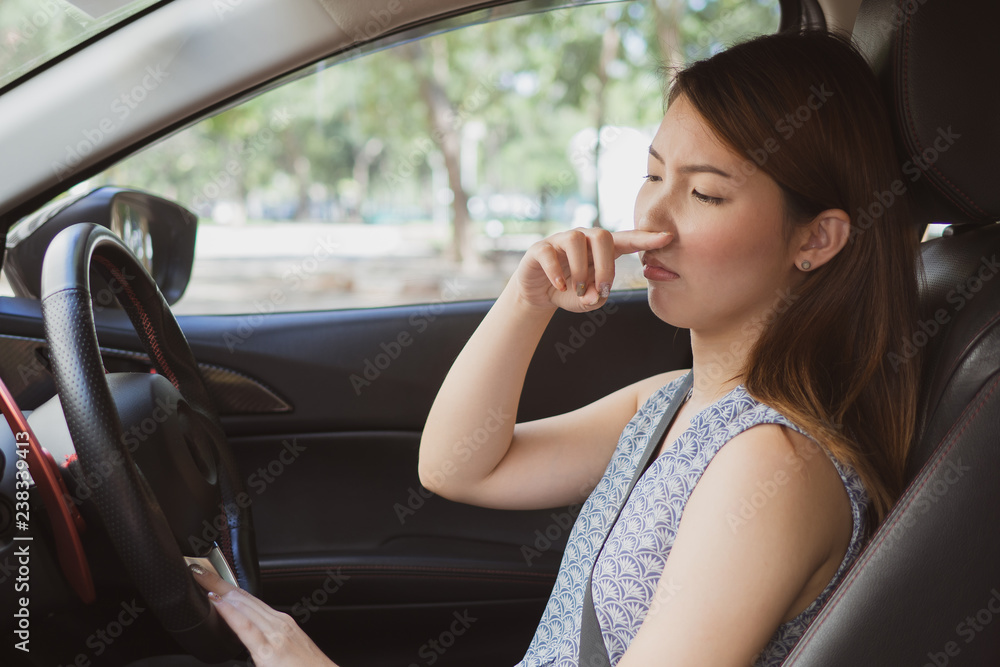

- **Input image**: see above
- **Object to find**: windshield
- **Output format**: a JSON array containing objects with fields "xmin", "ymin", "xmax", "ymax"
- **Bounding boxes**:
[{"xmin": 0, "ymin": 0, "xmax": 161, "ymax": 88}]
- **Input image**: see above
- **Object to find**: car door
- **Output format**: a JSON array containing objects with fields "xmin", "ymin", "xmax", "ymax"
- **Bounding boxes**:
[{"xmin": 0, "ymin": 1, "xmax": 780, "ymax": 664}]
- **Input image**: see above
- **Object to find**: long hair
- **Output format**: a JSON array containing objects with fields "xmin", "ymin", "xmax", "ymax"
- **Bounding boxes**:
[{"xmin": 664, "ymin": 29, "xmax": 922, "ymax": 534}]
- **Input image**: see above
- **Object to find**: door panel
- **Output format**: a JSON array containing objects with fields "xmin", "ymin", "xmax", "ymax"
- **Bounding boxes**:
[{"xmin": 0, "ymin": 289, "xmax": 690, "ymax": 665}]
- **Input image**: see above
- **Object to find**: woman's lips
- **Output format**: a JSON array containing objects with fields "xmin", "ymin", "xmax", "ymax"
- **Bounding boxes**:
[{"xmin": 641, "ymin": 255, "xmax": 679, "ymax": 282}]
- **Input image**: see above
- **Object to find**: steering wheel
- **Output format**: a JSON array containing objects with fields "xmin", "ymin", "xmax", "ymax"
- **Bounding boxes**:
[{"xmin": 39, "ymin": 222, "xmax": 258, "ymax": 661}]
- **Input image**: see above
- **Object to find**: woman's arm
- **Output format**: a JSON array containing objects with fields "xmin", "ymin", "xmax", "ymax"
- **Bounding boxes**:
[
  {"xmin": 419, "ymin": 228, "xmax": 674, "ymax": 510},
  {"xmin": 615, "ymin": 424, "xmax": 853, "ymax": 667}
]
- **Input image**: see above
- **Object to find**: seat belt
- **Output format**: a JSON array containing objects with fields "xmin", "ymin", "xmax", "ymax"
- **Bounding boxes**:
[{"xmin": 578, "ymin": 371, "xmax": 693, "ymax": 666}]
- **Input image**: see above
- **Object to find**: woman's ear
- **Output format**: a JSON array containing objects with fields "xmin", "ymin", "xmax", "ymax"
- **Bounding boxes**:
[{"xmin": 794, "ymin": 208, "xmax": 850, "ymax": 272}]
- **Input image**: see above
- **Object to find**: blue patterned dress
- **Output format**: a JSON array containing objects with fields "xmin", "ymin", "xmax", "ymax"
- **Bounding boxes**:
[{"xmin": 514, "ymin": 371, "xmax": 870, "ymax": 666}]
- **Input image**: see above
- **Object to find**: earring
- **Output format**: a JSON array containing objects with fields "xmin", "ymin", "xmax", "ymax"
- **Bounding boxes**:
[{"xmin": 801, "ymin": 260, "xmax": 811, "ymax": 270}]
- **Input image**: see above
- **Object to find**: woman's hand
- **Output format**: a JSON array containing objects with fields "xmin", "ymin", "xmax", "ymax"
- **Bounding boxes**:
[
  {"xmin": 510, "ymin": 228, "xmax": 673, "ymax": 312},
  {"xmin": 190, "ymin": 563, "xmax": 340, "ymax": 667}
]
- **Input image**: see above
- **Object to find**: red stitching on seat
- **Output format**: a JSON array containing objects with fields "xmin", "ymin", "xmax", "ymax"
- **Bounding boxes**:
[{"xmin": 94, "ymin": 255, "xmax": 180, "ymax": 390}]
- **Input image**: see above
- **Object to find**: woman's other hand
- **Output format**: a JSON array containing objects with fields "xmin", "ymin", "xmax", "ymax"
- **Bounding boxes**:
[
  {"xmin": 511, "ymin": 228, "xmax": 673, "ymax": 312},
  {"xmin": 190, "ymin": 563, "xmax": 340, "ymax": 667}
]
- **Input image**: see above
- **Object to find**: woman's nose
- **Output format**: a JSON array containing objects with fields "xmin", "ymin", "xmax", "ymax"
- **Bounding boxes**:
[{"xmin": 636, "ymin": 213, "xmax": 673, "ymax": 234}]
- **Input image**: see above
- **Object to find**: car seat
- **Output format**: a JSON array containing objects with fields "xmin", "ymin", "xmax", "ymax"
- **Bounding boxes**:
[{"xmin": 783, "ymin": 0, "xmax": 1000, "ymax": 665}]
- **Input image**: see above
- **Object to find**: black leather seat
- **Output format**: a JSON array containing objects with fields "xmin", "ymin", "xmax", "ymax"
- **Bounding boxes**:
[{"xmin": 784, "ymin": 1, "xmax": 1000, "ymax": 665}]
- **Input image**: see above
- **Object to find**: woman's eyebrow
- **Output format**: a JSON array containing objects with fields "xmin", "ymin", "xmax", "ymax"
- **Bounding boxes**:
[{"xmin": 648, "ymin": 146, "xmax": 734, "ymax": 180}]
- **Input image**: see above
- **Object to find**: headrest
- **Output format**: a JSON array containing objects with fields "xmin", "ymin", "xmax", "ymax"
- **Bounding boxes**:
[{"xmin": 851, "ymin": 0, "xmax": 1000, "ymax": 227}]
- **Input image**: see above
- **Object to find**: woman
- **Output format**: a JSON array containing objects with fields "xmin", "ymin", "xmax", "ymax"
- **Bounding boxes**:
[{"xmin": 192, "ymin": 27, "xmax": 921, "ymax": 666}]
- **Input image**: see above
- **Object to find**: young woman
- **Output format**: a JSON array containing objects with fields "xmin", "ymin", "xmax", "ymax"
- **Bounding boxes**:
[{"xmin": 192, "ymin": 28, "xmax": 922, "ymax": 667}]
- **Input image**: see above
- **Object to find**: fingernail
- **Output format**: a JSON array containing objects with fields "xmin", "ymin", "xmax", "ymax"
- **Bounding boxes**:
[
  {"xmin": 599, "ymin": 283, "xmax": 611, "ymax": 299},
  {"xmin": 576, "ymin": 282, "xmax": 586, "ymax": 297},
  {"xmin": 189, "ymin": 563, "xmax": 207, "ymax": 576},
  {"xmin": 207, "ymin": 591, "xmax": 222, "ymax": 603},
  {"xmin": 556, "ymin": 276, "xmax": 566, "ymax": 291}
]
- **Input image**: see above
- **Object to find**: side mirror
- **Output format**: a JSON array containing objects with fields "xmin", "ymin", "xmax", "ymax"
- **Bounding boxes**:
[{"xmin": 3, "ymin": 186, "xmax": 197, "ymax": 305}]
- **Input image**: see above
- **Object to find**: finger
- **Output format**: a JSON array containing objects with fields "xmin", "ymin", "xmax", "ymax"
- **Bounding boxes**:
[
  {"xmin": 206, "ymin": 590, "xmax": 290, "ymax": 661},
  {"xmin": 189, "ymin": 562, "xmax": 239, "ymax": 596},
  {"xmin": 191, "ymin": 563, "xmax": 297, "ymax": 658},
  {"xmin": 587, "ymin": 228, "xmax": 616, "ymax": 303},
  {"xmin": 189, "ymin": 563, "xmax": 283, "ymax": 622},
  {"xmin": 561, "ymin": 229, "xmax": 591, "ymax": 300},
  {"xmin": 207, "ymin": 590, "xmax": 313, "ymax": 665},
  {"xmin": 612, "ymin": 230, "xmax": 673, "ymax": 257},
  {"xmin": 207, "ymin": 592, "xmax": 268, "ymax": 648},
  {"xmin": 533, "ymin": 242, "xmax": 568, "ymax": 292}
]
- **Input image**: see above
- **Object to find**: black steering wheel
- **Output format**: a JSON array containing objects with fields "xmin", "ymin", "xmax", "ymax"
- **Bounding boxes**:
[{"xmin": 39, "ymin": 222, "xmax": 258, "ymax": 661}]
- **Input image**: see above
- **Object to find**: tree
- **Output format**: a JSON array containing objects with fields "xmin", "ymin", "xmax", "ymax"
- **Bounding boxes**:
[{"xmin": 400, "ymin": 39, "xmax": 475, "ymax": 265}]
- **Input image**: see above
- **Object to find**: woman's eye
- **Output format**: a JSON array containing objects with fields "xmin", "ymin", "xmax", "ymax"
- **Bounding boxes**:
[
  {"xmin": 642, "ymin": 174, "xmax": 660, "ymax": 182},
  {"xmin": 692, "ymin": 189, "xmax": 724, "ymax": 206}
]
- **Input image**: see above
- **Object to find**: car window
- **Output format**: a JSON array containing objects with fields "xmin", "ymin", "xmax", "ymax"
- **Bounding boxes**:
[
  {"xmin": 71, "ymin": 0, "xmax": 780, "ymax": 315},
  {"xmin": 0, "ymin": 0, "xmax": 161, "ymax": 89}
]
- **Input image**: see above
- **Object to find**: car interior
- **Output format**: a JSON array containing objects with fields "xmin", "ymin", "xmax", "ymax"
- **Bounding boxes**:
[{"xmin": 0, "ymin": 0, "xmax": 998, "ymax": 665}]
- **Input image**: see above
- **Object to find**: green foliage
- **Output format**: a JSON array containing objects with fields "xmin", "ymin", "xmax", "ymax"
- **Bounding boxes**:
[{"xmin": 84, "ymin": 0, "xmax": 780, "ymax": 228}]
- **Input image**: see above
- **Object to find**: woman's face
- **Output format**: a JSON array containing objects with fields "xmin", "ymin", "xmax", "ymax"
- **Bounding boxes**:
[{"xmin": 635, "ymin": 93, "xmax": 800, "ymax": 336}]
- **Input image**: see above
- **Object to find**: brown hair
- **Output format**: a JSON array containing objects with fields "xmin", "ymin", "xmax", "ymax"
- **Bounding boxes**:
[{"xmin": 664, "ymin": 29, "xmax": 923, "ymax": 534}]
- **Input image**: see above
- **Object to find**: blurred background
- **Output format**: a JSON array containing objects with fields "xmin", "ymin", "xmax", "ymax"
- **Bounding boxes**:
[{"xmin": 1, "ymin": 0, "xmax": 781, "ymax": 314}]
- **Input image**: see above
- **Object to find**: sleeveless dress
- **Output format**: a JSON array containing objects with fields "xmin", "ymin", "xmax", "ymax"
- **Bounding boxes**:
[{"xmin": 514, "ymin": 371, "xmax": 870, "ymax": 666}]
